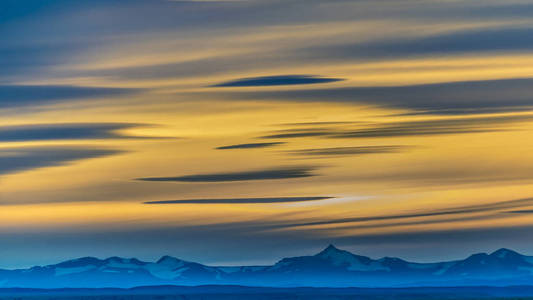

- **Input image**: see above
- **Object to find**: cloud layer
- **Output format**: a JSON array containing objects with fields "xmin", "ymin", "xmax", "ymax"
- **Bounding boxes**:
[
  {"xmin": 0, "ymin": 146, "xmax": 122, "ymax": 176},
  {"xmin": 262, "ymin": 114, "xmax": 533, "ymax": 139},
  {"xmin": 227, "ymin": 79, "xmax": 533, "ymax": 115},
  {"xmin": 0, "ymin": 123, "xmax": 147, "ymax": 142},
  {"xmin": 0, "ymin": 85, "xmax": 137, "ymax": 108},
  {"xmin": 3, "ymin": 0, "xmax": 533, "ymax": 268}
]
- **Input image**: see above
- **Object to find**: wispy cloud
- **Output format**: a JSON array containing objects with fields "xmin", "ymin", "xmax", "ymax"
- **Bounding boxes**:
[
  {"xmin": 211, "ymin": 75, "xmax": 343, "ymax": 87},
  {"xmin": 144, "ymin": 196, "xmax": 333, "ymax": 204},
  {"xmin": 309, "ymin": 26, "xmax": 533, "ymax": 60},
  {"xmin": 137, "ymin": 166, "xmax": 317, "ymax": 182},
  {"xmin": 262, "ymin": 114, "xmax": 533, "ymax": 139},
  {"xmin": 286, "ymin": 146, "xmax": 408, "ymax": 157},
  {"xmin": 228, "ymin": 79, "xmax": 533, "ymax": 115},
  {"xmin": 282, "ymin": 197, "xmax": 533, "ymax": 229},
  {"xmin": 333, "ymin": 115, "xmax": 531, "ymax": 138},
  {"xmin": 505, "ymin": 209, "xmax": 533, "ymax": 214},
  {"xmin": 216, "ymin": 142, "xmax": 285, "ymax": 150}
]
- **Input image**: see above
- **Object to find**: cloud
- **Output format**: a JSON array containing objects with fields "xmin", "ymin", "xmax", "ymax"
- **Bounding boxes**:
[
  {"xmin": 320, "ymin": 213, "xmax": 500, "ymax": 233},
  {"xmin": 506, "ymin": 210, "xmax": 533, "ymax": 214},
  {"xmin": 282, "ymin": 197, "xmax": 533, "ymax": 229},
  {"xmin": 278, "ymin": 121, "xmax": 356, "ymax": 126},
  {"xmin": 211, "ymin": 75, "xmax": 343, "ymax": 87},
  {"xmin": 216, "ymin": 142, "xmax": 285, "ymax": 150},
  {"xmin": 333, "ymin": 115, "xmax": 532, "ymax": 138},
  {"xmin": 310, "ymin": 26, "xmax": 533, "ymax": 60},
  {"xmin": 144, "ymin": 196, "xmax": 333, "ymax": 204},
  {"xmin": 262, "ymin": 114, "xmax": 533, "ymax": 139},
  {"xmin": 0, "ymin": 85, "xmax": 137, "ymax": 109},
  {"xmin": 228, "ymin": 79, "xmax": 533, "ymax": 115},
  {"xmin": 286, "ymin": 146, "xmax": 407, "ymax": 156},
  {"xmin": 168, "ymin": 197, "xmax": 533, "ymax": 238},
  {"xmin": 137, "ymin": 166, "xmax": 317, "ymax": 182},
  {"xmin": 0, "ymin": 146, "xmax": 123, "ymax": 176},
  {"xmin": 262, "ymin": 130, "xmax": 335, "ymax": 139},
  {"xmin": 0, "ymin": 123, "xmax": 149, "ymax": 142}
]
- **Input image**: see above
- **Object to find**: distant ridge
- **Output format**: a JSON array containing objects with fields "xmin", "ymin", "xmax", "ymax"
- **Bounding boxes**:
[
  {"xmin": 3, "ymin": 285, "xmax": 533, "ymax": 299},
  {"xmin": 1, "ymin": 246, "xmax": 533, "ymax": 288}
]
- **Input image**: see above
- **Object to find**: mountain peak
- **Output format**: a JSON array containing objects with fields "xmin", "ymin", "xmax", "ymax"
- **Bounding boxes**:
[
  {"xmin": 315, "ymin": 244, "xmax": 349, "ymax": 259},
  {"xmin": 491, "ymin": 248, "xmax": 521, "ymax": 259},
  {"xmin": 320, "ymin": 244, "xmax": 342, "ymax": 254}
]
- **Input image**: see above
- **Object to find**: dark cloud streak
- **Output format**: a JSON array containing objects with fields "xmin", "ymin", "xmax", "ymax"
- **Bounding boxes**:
[
  {"xmin": 137, "ymin": 166, "xmax": 317, "ymax": 182},
  {"xmin": 506, "ymin": 210, "xmax": 533, "ymax": 214},
  {"xmin": 286, "ymin": 146, "xmax": 407, "ymax": 156},
  {"xmin": 212, "ymin": 75, "xmax": 343, "ymax": 87},
  {"xmin": 216, "ymin": 142, "xmax": 285, "ymax": 150},
  {"xmin": 144, "ymin": 196, "xmax": 333, "ymax": 204},
  {"xmin": 0, "ymin": 146, "xmax": 123, "ymax": 176},
  {"xmin": 0, "ymin": 123, "xmax": 149, "ymax": 142}
]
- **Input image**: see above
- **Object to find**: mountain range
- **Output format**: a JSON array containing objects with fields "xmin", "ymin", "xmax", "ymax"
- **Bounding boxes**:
[{"xmin": 1, "ymin": 245, "xmax": 533, "ymax": 288}]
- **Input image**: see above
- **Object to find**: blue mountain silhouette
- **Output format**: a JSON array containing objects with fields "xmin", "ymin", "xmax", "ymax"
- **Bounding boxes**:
[{"xmin": 1, "ymin": 245, "xmax": 533, "ymax": 288}]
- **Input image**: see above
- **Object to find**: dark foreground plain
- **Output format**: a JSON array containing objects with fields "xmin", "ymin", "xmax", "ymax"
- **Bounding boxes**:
[{"xmin": 1, "ymin": 286, "xmax": 533, "ymax": 300}]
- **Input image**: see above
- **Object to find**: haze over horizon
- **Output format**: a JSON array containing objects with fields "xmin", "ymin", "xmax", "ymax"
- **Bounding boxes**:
[{"xmin": 2, "ymin": 0, "xmax": 533, "ymax": 269}]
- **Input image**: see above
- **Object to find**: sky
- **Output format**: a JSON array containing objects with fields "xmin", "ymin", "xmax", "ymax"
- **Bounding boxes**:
[{"xmin": 2, "ymin": 0, "xmax": 533, "ymax": 269}]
